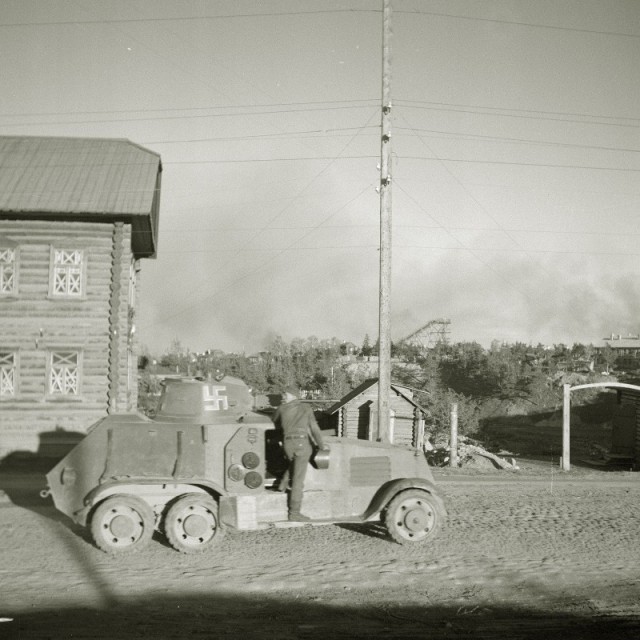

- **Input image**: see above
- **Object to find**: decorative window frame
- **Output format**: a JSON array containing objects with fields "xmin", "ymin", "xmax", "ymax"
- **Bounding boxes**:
[
  {"xmin": 0, "ymin": 349, "xmax": 18, "ymax": 399},
  {"xmin": 48, "ymin": 247, "xmax": 86, "ymax": 299},
  {"xmin": 46, "ymin": 349, "xmax": 83, "ymax": 399},
  {"xmin": 0, "ymin": 243, "xmax": 19, "ymax": 297}
]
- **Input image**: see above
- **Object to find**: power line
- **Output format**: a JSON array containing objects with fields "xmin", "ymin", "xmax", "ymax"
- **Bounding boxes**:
[
  {"xmin": 396, "ymin": 102, "xmax": 640, "ymax": 130},
  {"xmin": 2, "ymin": 97, "xmax": 635, "ymax": 127},
  {"xmin": 396, "ymin": 225, "xmax": 640, "ymax": 238},
  {"xmin": 164, "ymin": 155, "xmax": 377, "ymax": 164},
  {"xmin": 142, "ymin": 126, "xmax": 379, "ymax": 145},
  {"xmin": 394, "ymin": 126, "xmax": 640, "ymax": 154},
  {"xmin": 397, "ymin": 246, "xmax": 640, "ymax": 257},
  {"xmin": 158, "ymin": 245, "xmax": 640, "ymax": 258},
  {"xmin": 2, "ymin": 6, "xmax": 635, "ymax": 40},
  {"xmin": 0, "ymin": 9, "xmax": 380, "ymax": 28},
  {"xmin": 0, "ymin": 99, "xmax": 379, "ymax": 120},
  {"xmin": 395, "ymin": 9, "xmax": 640, "ymax": 40},
  {"xmin": 159, "ymin": 245, "xmax": 378, "ymax": 254},
  {"xmin": 0, "ymin": 104, "xmax": 379, "ymax": 128},
  {"xmin": 396, "ymin": 99, "xmax": 640, "ymax": 125},
  {"xmin": 401, "ymin": 155, "xmax": 640, "ymax": 173},
  {"xmin": 159, "ymin": 224, "xmax": 640, "ymax": 237}
]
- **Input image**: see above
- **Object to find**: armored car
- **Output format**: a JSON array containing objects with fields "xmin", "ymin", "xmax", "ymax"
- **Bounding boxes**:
[{"xmin": 45, "ymin": 376, "xmax": 445, "ymax": 554}]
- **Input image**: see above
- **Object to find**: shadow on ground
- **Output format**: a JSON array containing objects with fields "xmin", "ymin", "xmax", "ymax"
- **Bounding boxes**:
[
  {"xmin": 0, "ymin": 429, "xmax": 84, "ymax": 515},
  {"xmin": 478, "ymin": 399, "xmax": 635, "ymax": 470},
  {"xmin": 1, "ymin": 592, "xmax": 639, "ymax": 640}
]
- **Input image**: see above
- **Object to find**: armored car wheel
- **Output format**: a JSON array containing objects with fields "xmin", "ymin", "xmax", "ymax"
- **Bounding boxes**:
[
  {"xmin": 164, "ymin": 494, "xmax": 223, "ymax": 554},
  {"xmin": 90, "ymin": 494, "xmax": 154, "ymax": 554},
  {"xmin": 384, "ymin": 489, "xmax": 445, "ymax": 544}
]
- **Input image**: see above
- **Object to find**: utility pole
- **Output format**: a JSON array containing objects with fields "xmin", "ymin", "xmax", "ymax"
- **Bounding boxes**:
[{"xmin": 377, "ymin": 0, "xmax": 392, "ymax": 442}]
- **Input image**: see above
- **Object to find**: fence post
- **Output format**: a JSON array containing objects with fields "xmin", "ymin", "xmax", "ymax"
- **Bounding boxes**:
[
  {"xmin": 562, "ymin": 384, "xmax": 571, "ymax": 471},
  {"xmin": 450, "ymin": 402, "xmax": 459, "ymax": 467}
]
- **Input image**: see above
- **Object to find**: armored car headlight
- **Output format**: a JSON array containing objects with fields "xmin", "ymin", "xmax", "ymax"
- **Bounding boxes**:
[
  {"xmin": 227, "ymin": 464, "xmax": 245, "ymax": 482},
  {"xmin": 241, "ymin": 452, "xmax": 260, "ymax": 469},
  {"xmin": 244, "ymin": 471, "xmax": 262, "ymax": 489}
]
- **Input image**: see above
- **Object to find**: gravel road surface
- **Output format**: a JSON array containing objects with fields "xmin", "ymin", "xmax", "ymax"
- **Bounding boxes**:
[{"xmin": 1, "ymin": 465, "xmax": 639, "ymax": 639}]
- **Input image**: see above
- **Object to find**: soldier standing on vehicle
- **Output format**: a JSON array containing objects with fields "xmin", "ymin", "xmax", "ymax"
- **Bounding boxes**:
[{"xmin": 272, "ymin": 386, "xmax": 329, "ymax": 521}]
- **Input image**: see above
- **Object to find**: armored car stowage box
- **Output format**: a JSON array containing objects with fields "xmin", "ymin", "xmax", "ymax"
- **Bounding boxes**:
[{"xmin": 45, "ymin": 376, "xmax": 446, "ymax": 554}]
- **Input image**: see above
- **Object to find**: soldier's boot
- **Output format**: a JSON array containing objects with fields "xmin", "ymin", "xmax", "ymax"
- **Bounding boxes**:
[
  {"xmin": 288, "ymin": 499, "xmax": 310, "ymax": 521},
  {"xmin": 288, "ymin": 511, "xmax": 311, "ymax": 522}
]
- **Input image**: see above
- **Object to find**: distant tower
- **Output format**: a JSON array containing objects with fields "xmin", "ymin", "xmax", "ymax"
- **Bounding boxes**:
[{"xmin": 402, "ymin": 319, "xmax": 451, "ymax": 349}]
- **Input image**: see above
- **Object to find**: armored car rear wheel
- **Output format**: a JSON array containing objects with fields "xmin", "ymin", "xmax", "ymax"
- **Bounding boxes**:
[
  {"xmin": 384, "ymin": 489, "xmax": 445, "ymax": 544},
  {"xmin": 164, "ymin": 494, "xmax": 223, "ymax": 554},
  {"xmin": 90, "ymin": 494, "xmax": 154, "ymax": 554}
]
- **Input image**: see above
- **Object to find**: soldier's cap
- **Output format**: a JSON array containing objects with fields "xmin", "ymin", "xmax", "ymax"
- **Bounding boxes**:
[{"xmin": 282, "ymin": 385, "xmax": 300, "ymax": 397}]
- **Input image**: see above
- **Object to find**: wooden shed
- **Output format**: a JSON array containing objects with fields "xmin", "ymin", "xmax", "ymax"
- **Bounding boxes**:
[
  {"xmin": 0, "ymin": 136, "xmax": 161, "ymax": 458},
  {"xmin": 562, "ymin": 382, "xmax": 640, "ymax": 470},
  {"xmin": 325, "ymin": 379, "xmax": 428, "ymax": 448},
  {"xmin": 611, "ymin": 387, "xmax": 640, "ymax": 466}
]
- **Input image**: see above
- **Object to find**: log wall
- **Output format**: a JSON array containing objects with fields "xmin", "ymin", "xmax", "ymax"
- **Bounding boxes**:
[
  {"xmin": 0, "ymin": 219, "xmax": 139, "ymax": 457},
  {"xmin": 339, "ymin": 387, "xmax": 417, "ymax": 447}
]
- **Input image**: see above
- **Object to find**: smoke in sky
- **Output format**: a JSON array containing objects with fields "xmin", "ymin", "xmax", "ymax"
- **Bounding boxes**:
[{"xmin": 140, "ymin": 235, "xmax": 640, "ymax": 355}]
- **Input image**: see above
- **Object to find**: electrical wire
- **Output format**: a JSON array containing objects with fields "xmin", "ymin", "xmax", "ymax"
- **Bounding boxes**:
[
  {"xmin": 0, "ymin": 9, "xmax": 380, "ymax": 28},
  {"xmin": 396, "ymin": 99, "xmax": 640, "ymax": 125},
  {"xmin": 400, "ymin": 155, "xmax": 640, "ymax": 173},
  {"xmin": 394, "ymin": 127, "xmax": 640, "ymax": 155},
  {"xmin": 395, "ymin": 8, "xmax": 640, "ymax": 39},
  {"xmin": 0, "ymin": 99, "xmax": 378, "ymax": 119},
  {"xmin": 396, "ymin": 103, "xmax": 640, "ymax": 130},
  {"xmin": 0, "ymin": 104, "xmax": 379, "ymax": 128}
]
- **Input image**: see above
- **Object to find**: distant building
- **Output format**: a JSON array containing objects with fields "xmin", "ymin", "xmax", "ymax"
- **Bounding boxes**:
[
  {"xmin": 0, "ymin": 136, "xmax": 161, "ymax": 457},
  {"xmin": 600, "ymin": 333, "xmax": 640, "ymax": 370}
]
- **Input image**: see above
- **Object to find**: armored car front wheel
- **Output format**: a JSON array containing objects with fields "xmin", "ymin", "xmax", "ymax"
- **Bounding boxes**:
[
  {"xmin": 384, "ymin": 489, "xmax": 445, "ymax": 544},
  {"xmin": 90, "ymin": 494, "xmax": 155, "ymax": 554},
  {"xmin": 164, "ymin": 493, "xmax": 223, "ymax": 554}
]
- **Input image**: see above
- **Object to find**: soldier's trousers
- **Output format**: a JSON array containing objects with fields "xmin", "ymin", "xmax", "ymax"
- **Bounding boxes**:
[{"xmin": 283, "ymin": 438, "xmax": 312, "ymax": 514}]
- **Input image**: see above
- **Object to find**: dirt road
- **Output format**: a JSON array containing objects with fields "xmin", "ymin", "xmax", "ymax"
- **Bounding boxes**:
[{"xmin": 1, "ymin": 465, "xmax": 639, "ymax": 639}]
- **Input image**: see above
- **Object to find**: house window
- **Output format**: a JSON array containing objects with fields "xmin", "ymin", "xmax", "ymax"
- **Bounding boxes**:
[
  {"xmin": 0, "ymin": 351, "xmax": 16, "ymax": 398},
  {"xmin": 0, "ymin": 247, "xmax": 17, "ymax": 295},
  {"xmin": 50, "ymin": 249, "xmax": 84, "ymax": 297},
  {"xmin": 48, "ymin": 351, "xmax": 80, "ymax": 396}
]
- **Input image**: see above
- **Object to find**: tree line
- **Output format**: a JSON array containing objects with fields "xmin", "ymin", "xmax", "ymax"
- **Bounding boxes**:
[{"xmin": 140, "ymin": 337, "xmax": 615, "ymax": 437}]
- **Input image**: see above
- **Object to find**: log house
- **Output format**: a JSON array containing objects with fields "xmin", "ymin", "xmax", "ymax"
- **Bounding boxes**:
[
  {"xmin": 325, "ymin": 379, "xmax": 428, "ymax": 448},
  {"xmin": 0, "ymin": 136, "xmax": 161, "ymax": 458}
]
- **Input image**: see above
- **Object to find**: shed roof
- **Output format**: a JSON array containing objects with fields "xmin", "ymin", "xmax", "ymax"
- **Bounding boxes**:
[
  {"xmin": 0, "ymin": 136, "xmax": 161, "ymax": 257},
  {"xmin": 326, "ymin": 378, "xmax": 429, "ymax": 415}
]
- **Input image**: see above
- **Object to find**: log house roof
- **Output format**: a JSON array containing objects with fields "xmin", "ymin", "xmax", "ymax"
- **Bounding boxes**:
[{"xmin": 0, "ymin": 136, "xmax": 161, "ymax": 257}]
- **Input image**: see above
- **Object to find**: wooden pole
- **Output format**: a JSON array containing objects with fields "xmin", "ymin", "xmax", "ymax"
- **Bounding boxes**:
[
  {"xmin": 416, "ymin": 410, "xmax": 425, "ymax": 451},
  {"xmin": 377, "ymin": 0, "xmax": 393, "ymax": 442},
  {"xmin": 450, "ymin": 403, "xmax": 459, "ymax": 467},
  {"xmin": 562, "ymin": 384, "xmax": 571, "ymax": 470}
]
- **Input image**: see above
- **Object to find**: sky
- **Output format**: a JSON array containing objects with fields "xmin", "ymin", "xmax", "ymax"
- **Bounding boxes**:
[{"xmin": 1, "ymin": 0, "xmax": 639, "ymax": 355}]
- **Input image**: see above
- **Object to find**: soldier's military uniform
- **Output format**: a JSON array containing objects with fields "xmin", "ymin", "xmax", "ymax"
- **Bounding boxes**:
[{"xmin": 272, "ymin": 389, "xmax": 328, "ymax": 521}]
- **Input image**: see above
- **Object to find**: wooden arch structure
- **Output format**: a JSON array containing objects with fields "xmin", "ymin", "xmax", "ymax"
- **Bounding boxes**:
[{"xmin": 562, "ymin": 381, "xmax": 640, "ymax": 470}]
